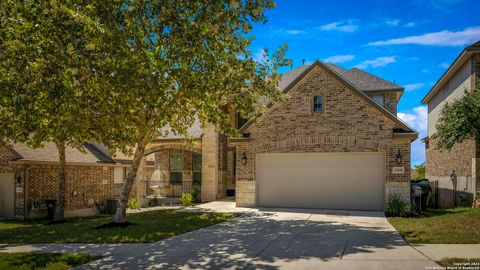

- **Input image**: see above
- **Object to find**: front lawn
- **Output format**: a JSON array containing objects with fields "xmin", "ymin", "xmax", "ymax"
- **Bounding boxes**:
[
  {"xmin": 0, "ymin": 253, "xmax": 97, "ymax": 270},
  {"xmin": 388, "ymin": 208, "xmax": 480, "ymax": 244},
  {"xmin": 0, "ymin": 210, "xmax": 235, "ymax": 243}
]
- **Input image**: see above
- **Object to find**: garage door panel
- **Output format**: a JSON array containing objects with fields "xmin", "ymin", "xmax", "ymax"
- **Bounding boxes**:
[{"xmin": 256, "ymin": 152, "xmax": 384, "ymax": 211}]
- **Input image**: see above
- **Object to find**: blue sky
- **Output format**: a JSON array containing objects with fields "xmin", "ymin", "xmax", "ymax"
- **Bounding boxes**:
[{"xmin": 249, "ymin": 0, "xmax": 480, "ymax": 166}]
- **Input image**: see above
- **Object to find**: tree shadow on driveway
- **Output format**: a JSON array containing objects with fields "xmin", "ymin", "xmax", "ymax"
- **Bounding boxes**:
[{"xmin": 77, "ymin": 209, "xmax": 433, "ymax": 270}]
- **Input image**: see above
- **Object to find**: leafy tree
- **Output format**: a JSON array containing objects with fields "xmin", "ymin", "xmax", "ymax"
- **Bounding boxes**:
[
  {"xmin": 0, "ymin": 0, "xmax": 289, "ymax": 225},
  {"xmin": 0, "ymin": 1, "xmax": 123, "ymax": 221},
  {"xmin": 98, "ymin": 0, "xmax": 290, "ymax": 223},
  {"xmin": 412, "ymin": 163, "xmax": 426, "ymax": 180},
  {"xmin": 433, "ymin": 85, "xmax": 480, "ymax": 149}
]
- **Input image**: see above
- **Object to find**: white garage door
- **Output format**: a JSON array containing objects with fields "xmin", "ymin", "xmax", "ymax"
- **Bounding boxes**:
[{"xmin": 256, "ymin": 152, "xmax": 385, "ymax": 211}]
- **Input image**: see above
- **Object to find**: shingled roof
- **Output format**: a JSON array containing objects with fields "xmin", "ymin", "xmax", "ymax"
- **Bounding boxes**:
[
  {"xmin": 10, "ymin": 142, "xmax": 106, "ymax": 164},
  {"xmin": 279, "ymin": 63, "xmax": 403, "ymax": 92}
]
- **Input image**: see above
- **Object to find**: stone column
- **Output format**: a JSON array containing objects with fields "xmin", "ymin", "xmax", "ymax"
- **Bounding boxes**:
[
  {"xmin": 201, "ymin": 124, "xmax": 219, "ymax": 202},
  {"xmin": 155, "ymin": 150, "xmax": 170, "ymax": 197}
]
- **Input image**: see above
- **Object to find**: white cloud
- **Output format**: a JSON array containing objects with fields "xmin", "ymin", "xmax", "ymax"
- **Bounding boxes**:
[
  {"xmin": 386, "ymin": 19, "xmax": 400, "ymax": 26},
  {"xmin": 319, "ymin": 20, "xmax": 358, "ymax": 33},
  {"xmin": 398, "ymin": 106, "xmax": 428, "ymax": 132},
  {"xmin": 354, "ymin": 57, "xmax": 396, "ymax": 69},
  {"xmin": 404, "ymin": 82, "xmax": 425, "ymax": 92},
  {"xmin": 404, "ymin": 22, "xmax": 416, "ymax": 28},
  {"xmin": 398, "ymin": 106, "xmax": 428, "ymax": 165},
  {"xmin": 254, "ymin": 48, "xmax": 267, "ymax": 62},
  {"xmin": 271, "ymin": 28, "xmax": 306, "ymax": 36},
  {"xmin": 368, "ymin": 26, "xmax": 480, "ymax": 46},
  {"xmin": 439, "ymin": 62, "xmax": 450, "ymax": 69},
  {"xmin": 324, "ymin": 54, "xmax": 355, "ymax": 63},
  {"xmin": 285, "ymin": 29, "xmax": 305, "ymax": 35}
]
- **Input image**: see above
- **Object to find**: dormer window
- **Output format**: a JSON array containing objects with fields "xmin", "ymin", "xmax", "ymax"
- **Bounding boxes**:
[
  {"xmin": 372, "ymin": 95, "xmax": 384, "ymax": 106},
  {"xmin": 313, "ymin": 96, "xmax": 323, "ymax": 112}
]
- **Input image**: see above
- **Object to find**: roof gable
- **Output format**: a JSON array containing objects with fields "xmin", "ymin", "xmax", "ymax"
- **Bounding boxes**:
[{"xmin": 240, "ymin": 60, "xmax": 416, "ymax": 134}]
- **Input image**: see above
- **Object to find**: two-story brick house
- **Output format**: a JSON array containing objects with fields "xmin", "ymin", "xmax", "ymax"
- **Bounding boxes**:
[{"xmin": 145, "ymin": 60, "xmax": 417, "ymax": 211}]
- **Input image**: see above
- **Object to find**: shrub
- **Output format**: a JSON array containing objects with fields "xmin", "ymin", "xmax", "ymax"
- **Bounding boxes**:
[
  {"xmin": 386, "ymin": 193, "xmax": 409, "ymax": 217},
  {"xmin": 192, "ymin": 184, "xmax": 201, "ymax": 203},
  {"xmin": 180, "ymin": 193, "xmax": 193, "ymax": 206},
  {"xmin": 147, "ymin": 197, "xmax": 160, "ymax": 207},
  {"xmin": 127, "ymin": 198, "xmax": 140, "ymax": 210}
]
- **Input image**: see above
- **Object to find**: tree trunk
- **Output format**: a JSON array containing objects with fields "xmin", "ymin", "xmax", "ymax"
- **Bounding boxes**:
[
  {"xmin": 53, "ymin": 141, "xmax": 67, "ymax": 222},
  {"xmin": 113, "ymin": 130, "xmax": 151, "ymax": 223}
]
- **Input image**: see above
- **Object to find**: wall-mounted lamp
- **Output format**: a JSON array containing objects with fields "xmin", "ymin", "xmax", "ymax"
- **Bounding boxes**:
[
  {"xmin": 14, "ymin": 172, "xmax": 22, "ymax": 184},
  {"xmin": 241, "ymin": 152, "xmax": 248, "ymax": 166},
  {"xmin": 395, "ymin": 150, "xmax": 403, "ymax": 163}
]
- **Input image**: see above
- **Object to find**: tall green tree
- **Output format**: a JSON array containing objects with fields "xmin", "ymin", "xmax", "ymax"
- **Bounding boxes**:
[
  {"xmin": 433, "ymin": 85, "xmax": 480, "ymax": 149},
  {"xmin": 0, "ymin": 1, "xmax": 124, "ymax": 221},
  {"xmin": 412, "ymin": 162, "xmax": 426, "ymax": 180},
  {"xmin": 99, "ymin": 0, "xmax": 290, "ymax": 223}
]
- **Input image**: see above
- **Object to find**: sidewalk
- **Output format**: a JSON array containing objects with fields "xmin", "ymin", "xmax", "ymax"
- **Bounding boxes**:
[
  {"xmin": 411, "ymin": 244, "xmax": 480, "ymax": 261},
  {"xmin": 0, "ymin": 243, "xmax": 144, "ymax": 256}
]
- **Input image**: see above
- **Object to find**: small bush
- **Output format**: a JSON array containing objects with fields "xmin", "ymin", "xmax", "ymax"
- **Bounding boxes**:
[
  {"xmin": 147, "ymin": 197, "xmax": 160, "ymax": 207},
  {"xmin": 180, "ymin": 193, "xmax": 193, "ymax": 206},
  {"xmin": 386, "ymin": 193, "xmax": 409, "ymax": 217},
  {"xmin": 192, "ymin": 184, "xmax": 201, "ymax": 203},
  {"xmin": 128, "ymin": 198, "xmax": 140, "ymax": 210}
]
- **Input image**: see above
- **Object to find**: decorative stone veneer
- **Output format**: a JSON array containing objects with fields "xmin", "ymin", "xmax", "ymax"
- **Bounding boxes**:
[
  {"xmin": 234, "ymin": 66, "xmax": 413, "ymax": 208},
  {"xmin": 200, "ymin": 124, "xmax": 228, "ymax": 201},
  {"xmin": 385, "ymin": 92, "xmax": 397, "ymax": 115},
  {"xmin": 385, "ymin": 182, "xmax": 410, "ymax": 204}
]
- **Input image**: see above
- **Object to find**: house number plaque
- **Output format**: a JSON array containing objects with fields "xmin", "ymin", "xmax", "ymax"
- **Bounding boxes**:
[{"xmin": 392, "ymin": 167, "xmax": 405, "ymax": 174}]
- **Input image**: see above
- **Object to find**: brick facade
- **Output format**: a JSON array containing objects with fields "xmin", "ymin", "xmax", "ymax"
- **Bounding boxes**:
[
  {"xmin": 235, "ymin": 66, "xmax": 412, "ymax": 207},
  {"xmin": 426, "ymin": 138, "xmax": 476, "ymax": 177}
]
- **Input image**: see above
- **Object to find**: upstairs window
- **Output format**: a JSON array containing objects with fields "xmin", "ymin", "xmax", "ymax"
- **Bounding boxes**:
[{"xmin": 313, "ymin": 96, "xmax": 323, "ymax": 112}]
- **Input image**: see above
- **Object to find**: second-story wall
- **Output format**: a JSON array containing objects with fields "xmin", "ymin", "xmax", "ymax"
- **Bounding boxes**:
[{"xmin": 428, "ymin": 59, "xmax": 473, "ymax": 136}]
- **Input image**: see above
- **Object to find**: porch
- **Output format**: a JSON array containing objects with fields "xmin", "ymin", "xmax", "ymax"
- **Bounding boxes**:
[{"xmin": 134, "ymin": 134, "xmax": 237, "ymax": 206}]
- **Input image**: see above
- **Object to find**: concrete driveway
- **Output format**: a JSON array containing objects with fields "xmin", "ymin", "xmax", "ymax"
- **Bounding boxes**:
[{"xmin": 76, "ymin": 207, "xmax": 438, "ymax": 270}]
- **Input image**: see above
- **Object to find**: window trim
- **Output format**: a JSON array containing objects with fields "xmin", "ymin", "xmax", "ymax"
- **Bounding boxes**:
[{"xmin": 312, "ymin": 95, "xmax": 324, "ymax": 113}]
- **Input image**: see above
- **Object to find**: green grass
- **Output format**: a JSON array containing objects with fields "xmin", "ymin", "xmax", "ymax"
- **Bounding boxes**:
[
  {"xmin": 436, "ymin": 258, "xmax": 480, "ymax": 267},
  {"xmin": 388, "ymin": 208, "xmax": 480, "ymax": 244},
  {"xmin": 0, "ymin": 210, "xmax": 235, "ymax": 243},
  {"xmin": 0, "ymin": 253, "xmax": 98, "ymax": 270}
]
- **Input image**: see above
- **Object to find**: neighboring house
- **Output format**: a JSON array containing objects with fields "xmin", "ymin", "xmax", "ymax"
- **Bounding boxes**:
[
  {"xmin": 0, "ymin": 141, "xmax": 154, "ymax": 219},
  {"xmin": 421, "ymin": 41, "xmax": 480, "ymax": 208},
  {"xmin": 145, "ymin": 60, "xmax": 417, "ymax": 211}
]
